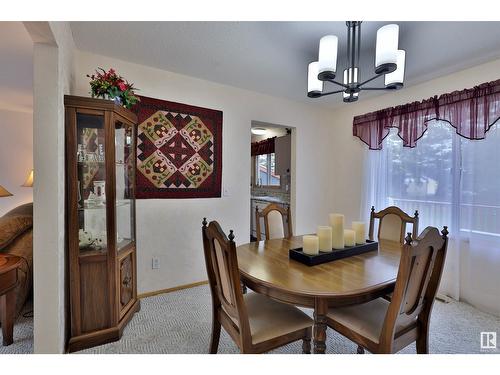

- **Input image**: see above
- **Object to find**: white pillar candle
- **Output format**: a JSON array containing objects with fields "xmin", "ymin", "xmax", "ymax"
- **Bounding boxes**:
[
  {"xmin": 317, "ymin": 226, "xmax": 333, "ymax": 252},
  {"xmin": 352, "ymin": 221, "xmax": 366, "ymax": 244},
  {"xmin": 344, "ymin": 229, "xmax": 356, "ymax": 247},
  {"xmin": 329, "ymin": 213, "xmax": 345, "ymax": 249},
  {"xmin": 303, "ymin": 235, "xmax": 319, "ymax": 255}
]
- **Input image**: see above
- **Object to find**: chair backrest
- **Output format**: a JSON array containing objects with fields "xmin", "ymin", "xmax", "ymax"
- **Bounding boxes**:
[
  {"xmin": 369, "ymin": 206, "xmax": 419, "ymax": 244},
  {"xmin": 255, "ymin": 203, "xmax": 293, "ymax": 241},
  {"xmin": 201, "ymin": 219, "xmax": 251, "ymax": 342},
  {"xmin": 380, "ymin": 226, "xmax": 448, "ymax": 349}
]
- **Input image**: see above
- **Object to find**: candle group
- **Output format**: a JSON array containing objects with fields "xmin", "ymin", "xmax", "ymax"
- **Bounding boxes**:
[
  {"xmin": 352, "ymin": 221, "xmax": 366, "ymax": 244},
  {"xmin": 329, "ymin": 213, "xmax": 345, "ymax": 249},
  {"xmin": 317, "ymin": 226, "xmax": 333, "ymax": 252},
  {"xmin": 302, "ymin": 216, "xmax": 367, "ymax": 255},
  {"xmin": 303, "ymin": 235, "xmax": 319, "ymax": 255}
]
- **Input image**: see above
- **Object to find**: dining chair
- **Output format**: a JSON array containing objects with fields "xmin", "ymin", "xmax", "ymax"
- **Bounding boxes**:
[
  {"xmin": 325, "ymin": 226, "xmax": 449, "ymax": 354},
  {"xmin": 202, "ymin": 218, "xmax": 313, "ymax": 354},
  {"xmin": 369, "ymin": 206, "xmax": 419, "ymax": 244},
  {"xmin": 255, "ymin": 203, "xmax": 292, "ymax": 241}
]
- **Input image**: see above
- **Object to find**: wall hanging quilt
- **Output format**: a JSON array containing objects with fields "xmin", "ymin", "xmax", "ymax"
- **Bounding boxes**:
[{"xmin": 131, "ymin": 95, "xmax": 222, "ymax": 198}]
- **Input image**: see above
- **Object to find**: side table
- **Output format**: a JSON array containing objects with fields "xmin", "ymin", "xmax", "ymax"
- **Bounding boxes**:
[{"xmin": 0, "ymin": 254, "xmax": 22, "ymax": 346}]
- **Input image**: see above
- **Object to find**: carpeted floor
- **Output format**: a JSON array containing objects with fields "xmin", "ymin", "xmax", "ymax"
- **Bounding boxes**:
[
  {"xmin": 2, "ymin": 286, "xmax": 499, "ymax": 354},
  {"xmin": 81, "ymin": 285, "xmax": 500, "ymax": 354}
]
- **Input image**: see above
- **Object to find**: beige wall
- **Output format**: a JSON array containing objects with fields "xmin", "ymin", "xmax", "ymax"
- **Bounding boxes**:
[
  {"xmin": 74, "ymin": 50, "xmax": 337, "ymax": 295},
  {"xmin": 0, "ymin": 108, "xmax": 33, "ymax": 216}
]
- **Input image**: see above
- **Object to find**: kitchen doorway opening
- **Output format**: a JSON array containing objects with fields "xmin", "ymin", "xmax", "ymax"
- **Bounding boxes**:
[{"xmin": 250, "ymin": 121, "xmax": 296, "ymax": 242}]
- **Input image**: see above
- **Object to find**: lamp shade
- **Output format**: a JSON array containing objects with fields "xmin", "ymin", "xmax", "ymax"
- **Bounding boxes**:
[
  {"xmin": 22, "ymin": 169, "xmax": 34, "ymax": 187},
  {"xmin": 342, "ymin": 91, "xmax": 359, "ymax": 102},
  {"xmin": 343, "ymin": 67, "xmax": 359, "ymax": 86},
  {"xmin": 318, "ymin": 35, "xmax": 338, "ymax": 80},
  {"xmin": 385, "ymin": 50, "xmax": 406, "ymax": 89},
  {"xmin": 307, "ymin": 62, "xmax": 323, "ymax": 97},
  {"xmin": 0, "ymin": 184, "xmax": 13, "ymax": 197},
  {"xmin": 375, "ymin": 24, "xmax": 399, "ymax": 74}
]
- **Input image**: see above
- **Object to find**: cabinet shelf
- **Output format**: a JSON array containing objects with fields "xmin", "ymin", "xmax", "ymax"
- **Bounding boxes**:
[
  {"xmin": 78, "ymin": 200, "xmax": 131, "ymax": 211},
  {"xmin": 77, "ymin": 161, "xmax": 127, "ymax": 165}
]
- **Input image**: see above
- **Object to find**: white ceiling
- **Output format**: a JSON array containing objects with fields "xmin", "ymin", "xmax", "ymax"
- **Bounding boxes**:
[
  {"xmin": 0, "ymin": 22, "xmax": 33, "ymax": 112},
  {"xmin": 70, "ymin": 21, "xmax": 500, "ymax": 106}
]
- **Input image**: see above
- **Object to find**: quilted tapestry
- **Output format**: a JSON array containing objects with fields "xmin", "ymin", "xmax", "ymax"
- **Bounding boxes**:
[{"xmin": 131, "ymin": 95, "xmax": 222, "ymax": 199}]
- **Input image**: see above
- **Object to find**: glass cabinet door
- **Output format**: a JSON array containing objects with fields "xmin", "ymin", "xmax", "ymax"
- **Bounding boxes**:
[
  {"xmin": 115, "ymin": 120, "xmax": 135, "ymax": 251},
  {"xmin": 76, "ymin": 113, "xmax": 108, "ymax": 254}
]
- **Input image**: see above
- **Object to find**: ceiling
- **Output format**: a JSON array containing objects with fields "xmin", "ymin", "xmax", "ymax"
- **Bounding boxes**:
[
  {"xmin": 70, "ymin": 21, "xmax": 500, "ymax": 106},
  {"xmin": 0, "ymin": 22, "xmax": 33, "ymax": 112}
]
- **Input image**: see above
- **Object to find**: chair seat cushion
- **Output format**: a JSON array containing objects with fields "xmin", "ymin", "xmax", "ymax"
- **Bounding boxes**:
[
  {"xmin": 326, "ymin": 298, "xmax": 390, "ymax": 344},
  {"xmin": 244, "ymin": 293, "xmax": 312, "ymax": 345}
]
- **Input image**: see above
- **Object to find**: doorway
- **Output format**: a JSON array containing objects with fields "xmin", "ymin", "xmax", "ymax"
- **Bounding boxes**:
[{"xmin": 250, "ymin": 121, "xmax": 295, "ymax": 242}]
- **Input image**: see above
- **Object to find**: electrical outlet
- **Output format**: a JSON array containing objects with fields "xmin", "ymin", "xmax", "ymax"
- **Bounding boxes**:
[{"xmin": 152, "ymin": 257, "xmax": 160, "ymax": 269}]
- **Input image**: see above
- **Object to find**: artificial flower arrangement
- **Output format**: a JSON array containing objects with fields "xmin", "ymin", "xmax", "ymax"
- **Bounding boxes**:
[{"xmin": 87, "ymin": 67, "xmax": 140, "ymax": 109}]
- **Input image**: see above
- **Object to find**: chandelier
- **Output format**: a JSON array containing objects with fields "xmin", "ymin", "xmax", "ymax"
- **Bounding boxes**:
[{"xmin": 307, "ymin": 21, "xmax": 406, "ymax": 102}]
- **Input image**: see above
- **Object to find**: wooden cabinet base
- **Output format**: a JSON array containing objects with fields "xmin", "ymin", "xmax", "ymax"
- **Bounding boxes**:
[{"xmin": 67, "ymin": 299, "xmax": 141, "ymax": 353}]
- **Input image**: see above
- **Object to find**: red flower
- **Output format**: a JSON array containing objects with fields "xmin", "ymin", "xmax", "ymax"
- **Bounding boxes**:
[{"xmin": 118, "ymin": 82, "xmax": 127, "ymax": 91}]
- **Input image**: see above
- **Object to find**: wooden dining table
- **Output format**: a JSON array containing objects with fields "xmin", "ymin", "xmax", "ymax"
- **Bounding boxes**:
[{"xmin": 237, "ymin": 236, "xmax": 403, "ymax": 354}]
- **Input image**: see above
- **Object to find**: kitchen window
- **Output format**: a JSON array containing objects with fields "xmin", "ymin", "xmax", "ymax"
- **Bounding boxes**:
[{"xmin": 255, "ymin": 153, "xmax": 280, "ymax": 187}]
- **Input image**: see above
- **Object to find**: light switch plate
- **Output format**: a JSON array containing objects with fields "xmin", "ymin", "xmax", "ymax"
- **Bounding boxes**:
[{"xmin": 223, "ymin": 187, "xmax": 230, "ymax": 197}]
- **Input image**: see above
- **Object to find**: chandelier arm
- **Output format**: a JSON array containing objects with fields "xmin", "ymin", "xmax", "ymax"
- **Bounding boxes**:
[
  {"xmin": 319, "ymin": 89, "xmax": 346, "ymax": 97},
  {"xmin": 360, "ymin": 87, "xmax": 396, "ymax": 91},
  {"xmin": 358, "ymin": 73, "xmax": 385, "ymax": 87},
  {"xmin": 325, "ymin": 79, "xmax": 350, "ymax": 89}
]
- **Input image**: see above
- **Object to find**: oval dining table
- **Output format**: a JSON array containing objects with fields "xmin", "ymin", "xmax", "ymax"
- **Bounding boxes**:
[{"xmin": 236, "ymin": 236, "xmax": 403, "ymax": 354}]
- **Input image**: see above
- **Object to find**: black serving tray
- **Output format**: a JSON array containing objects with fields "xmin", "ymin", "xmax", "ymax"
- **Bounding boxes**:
[{"xmin": 289, "ymin": 240, "xmax": 378, "ymax": 266}]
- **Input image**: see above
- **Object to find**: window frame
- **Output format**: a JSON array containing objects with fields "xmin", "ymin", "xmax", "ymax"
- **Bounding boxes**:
[
  {"xmin": 376, "ymin": 121, "xmax": 500, "ymax": 237},
  {"xmin": 253, "ymin": 153, "xmax": 281, "ymax": 188}
]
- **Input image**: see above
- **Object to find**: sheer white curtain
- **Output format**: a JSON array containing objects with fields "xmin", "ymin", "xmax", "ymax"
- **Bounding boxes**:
[{"xmin": 361, "ymin": 121, "xmax": 500, "ymax": 315}]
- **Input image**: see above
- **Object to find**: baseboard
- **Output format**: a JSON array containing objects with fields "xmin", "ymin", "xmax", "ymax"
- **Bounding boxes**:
[
  {"xmin": 436, "ymin": 293, "xmax": 452, "ymax": 303},
  {"xmin": 138, "ymin": 280, "xmax": 209, "ymax": 299}
]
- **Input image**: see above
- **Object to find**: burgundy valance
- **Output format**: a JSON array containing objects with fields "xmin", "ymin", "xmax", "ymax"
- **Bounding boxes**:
[
  {"xmin": 353, "ymin": 79, "xmax": 500, "ymax": 150},
  {"xmin": 251, "ymin": 137, "xmax": 276, "ymax": 156}
]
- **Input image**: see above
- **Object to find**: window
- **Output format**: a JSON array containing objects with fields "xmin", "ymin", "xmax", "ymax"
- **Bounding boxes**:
[
  {"xmin": 365, "ymin": 121, "xmax": 500, "ymax": 236},
  {"xmin": 255, "ymin": 153, "xmax": 280, "ymax": 187}
]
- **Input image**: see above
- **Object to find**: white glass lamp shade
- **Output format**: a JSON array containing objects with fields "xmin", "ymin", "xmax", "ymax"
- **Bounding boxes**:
[
  {"xmin": 342, "ymin": 91, "xmax": 359, "ymax": 102},
  {"xmin": 307, "ymin": 62, "xmax": 323, "ymax": 98},
  {"xmin": 343, "ymin": 67, "xmax": 359, "ymax": 86},
  {"xmin": 375, "ymin": 24, "xmax": 399, "ymax": 74},
  {"xmin": 318, "ymin": 35, "xmax": 338, "ymax": 80},
  {"xmin": 342, "ymin": 68, "xmax": 359, "ymax": 103},
  {"xmin": 385, "ymin": 50, "xmax": 406, "ymax": 89}
]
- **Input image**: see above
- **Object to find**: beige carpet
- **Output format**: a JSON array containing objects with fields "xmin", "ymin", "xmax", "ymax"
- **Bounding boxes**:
[
  {"xmin": 2, "ymin": 286, "xmax": 499, "ymax": 354},
  {"xmin": 80, "ymin": 285, "xmax": 500, "ymax": 354}
]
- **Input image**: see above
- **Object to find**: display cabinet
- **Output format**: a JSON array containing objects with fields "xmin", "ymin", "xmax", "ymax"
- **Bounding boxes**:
[{"xmin": 65, "ymin": 95, "xmax": 140, "ymax": 352}]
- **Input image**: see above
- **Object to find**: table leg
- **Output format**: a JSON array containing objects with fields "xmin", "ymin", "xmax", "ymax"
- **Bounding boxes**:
[
  {"xmin": 313, "ymin": 298, "xmax": 328, "ymax": 354},
  {"xmin": 1, "ymin": 289, "xmax": 16, "ymax": 346}
]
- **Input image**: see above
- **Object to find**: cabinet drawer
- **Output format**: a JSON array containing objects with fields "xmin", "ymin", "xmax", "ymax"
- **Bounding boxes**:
[{"xmin": 118, "ymin": 253, "xmax": 135, "ymax": 317}]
